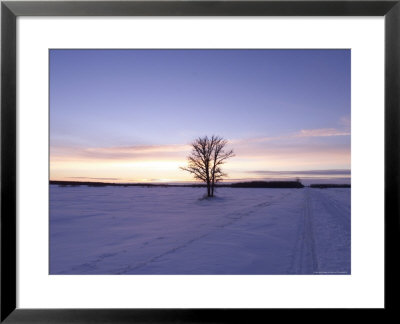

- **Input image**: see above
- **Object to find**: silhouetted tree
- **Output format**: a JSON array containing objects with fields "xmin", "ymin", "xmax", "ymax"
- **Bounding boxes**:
[{"xmin": 180, "ymin": 135, "xmax": 234, "ymax": 197}]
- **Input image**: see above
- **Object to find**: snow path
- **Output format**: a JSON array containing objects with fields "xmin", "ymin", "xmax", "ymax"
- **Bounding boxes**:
[
  {"xmin": 309, "ymin": 189, "xmax": 351, "ymax": 274},
  {"xmin": 290, "ymin": 189, "xmax": 318, "ymax": 274},
  {"xmin": 290, "ymin": 188, "xmax": 351, "ymax": 274},
  {"xmin": 50, "ymin": 186, "xmax": 350, "ymax": 274}
]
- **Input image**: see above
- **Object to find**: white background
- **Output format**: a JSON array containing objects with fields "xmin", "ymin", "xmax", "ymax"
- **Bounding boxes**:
[{"xmin": 17, "ymin": 17, "xmax": 384, "ymax": 308}]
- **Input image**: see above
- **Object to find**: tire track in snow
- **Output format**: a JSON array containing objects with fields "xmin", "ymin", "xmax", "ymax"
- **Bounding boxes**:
[
  {"xmin": 290, "ymin": 188, "xmax": 319, "ymax": 274},
  {"xmin": 115, "ymin": 191, "xmax": 295, "ymax": 274},
  {"xmin": 308, "ymin": 189, "xmax": 351, "ymax": 274},
  {"xmin": 311, "ymin": 189, "xmax": 350, "ymax": 235}
]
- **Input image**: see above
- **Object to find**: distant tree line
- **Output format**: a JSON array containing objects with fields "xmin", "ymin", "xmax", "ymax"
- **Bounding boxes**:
[
  {"xmin": 231, "ymin": 181, "xmax": 304, "ymax": 188},
  {"xmin": 50, "ymin": 180, "xmax": 351, "ymax": 189},
  {"xmin": 310, "ymin": 184, "xmax": 351, "ymax": 188},
  {"xmin": 50, "ymin": 180, "xmax": 305, "ymax": 189}
]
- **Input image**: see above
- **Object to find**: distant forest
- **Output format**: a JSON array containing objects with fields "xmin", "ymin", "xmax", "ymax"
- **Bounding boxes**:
[{"xmin": 50, "ymin": 180, "xmax": 350, "ymax": 189}]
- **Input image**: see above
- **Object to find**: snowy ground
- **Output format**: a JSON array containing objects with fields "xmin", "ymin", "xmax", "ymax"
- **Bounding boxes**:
[{"xmin": 49, "ymin": 185, "xmax": 350, "ymax": 275}]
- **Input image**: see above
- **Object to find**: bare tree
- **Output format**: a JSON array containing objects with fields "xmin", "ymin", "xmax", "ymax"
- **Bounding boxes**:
[{"xmin": 180, "ymin": 135, "xmax": 234, "ymax": 197}]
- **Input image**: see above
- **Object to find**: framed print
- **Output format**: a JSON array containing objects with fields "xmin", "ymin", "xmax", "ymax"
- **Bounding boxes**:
[
  {"xmin": 1, "ymin": 0, "xmax": 399, "ymax": 322},
  {"xmin": 48, "ymin": 48, "xmax": 351, "ymax": 276}
]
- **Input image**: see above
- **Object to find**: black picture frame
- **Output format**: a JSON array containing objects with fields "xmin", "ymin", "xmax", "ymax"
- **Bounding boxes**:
[{"xmin": 1, "ymin": 0, "xmax": 399, "ymax": 322}]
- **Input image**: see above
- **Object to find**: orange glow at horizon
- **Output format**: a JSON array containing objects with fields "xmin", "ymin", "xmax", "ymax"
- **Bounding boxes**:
[{"xmin": 50, "ymin": 143, "xmax": 350, "ymax": 184}]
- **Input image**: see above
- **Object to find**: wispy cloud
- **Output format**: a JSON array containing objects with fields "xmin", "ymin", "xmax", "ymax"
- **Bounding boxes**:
[
  {"xmin": 67, "ymin": 177, "xmax": 121, "ymax": 181},
  {"xmin": 51, "ymin": 143, "xmax": 190, "ymax": 162},
  {"xmin": 294, "ymin": 128, "xmax": 350, "ymax": 138},
  {"xmin": 88, "ymin": 144, "xmax": 190, "ymax": 154},
  {"xmin": 230, "ymin": 123, "xmax": 350, "ymax": 146},
  {"xmin": 246, "ymin": 169, "xmax": 350, "ymax": 176}
]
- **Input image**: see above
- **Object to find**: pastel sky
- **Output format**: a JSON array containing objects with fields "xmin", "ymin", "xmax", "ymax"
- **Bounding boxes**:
[{"xmin": 50, "ymin": 49, "xmax": 350, "ymax": 183}]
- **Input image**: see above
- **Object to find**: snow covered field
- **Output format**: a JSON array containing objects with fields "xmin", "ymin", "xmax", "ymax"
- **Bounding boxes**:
[{"xmin": 49, "ymin": 185, "xmax": 350, "ymax": 275}]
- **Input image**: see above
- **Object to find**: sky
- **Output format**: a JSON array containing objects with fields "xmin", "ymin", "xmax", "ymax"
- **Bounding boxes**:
[{"xmin": 50, "ymin": 49, "xmax": 351, "ymax": 184}]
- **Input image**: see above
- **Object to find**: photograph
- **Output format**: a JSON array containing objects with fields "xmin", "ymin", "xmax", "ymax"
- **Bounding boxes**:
[{"xmin": 49, "ymin": 49, "xmax": 351, "ymax": 275}]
